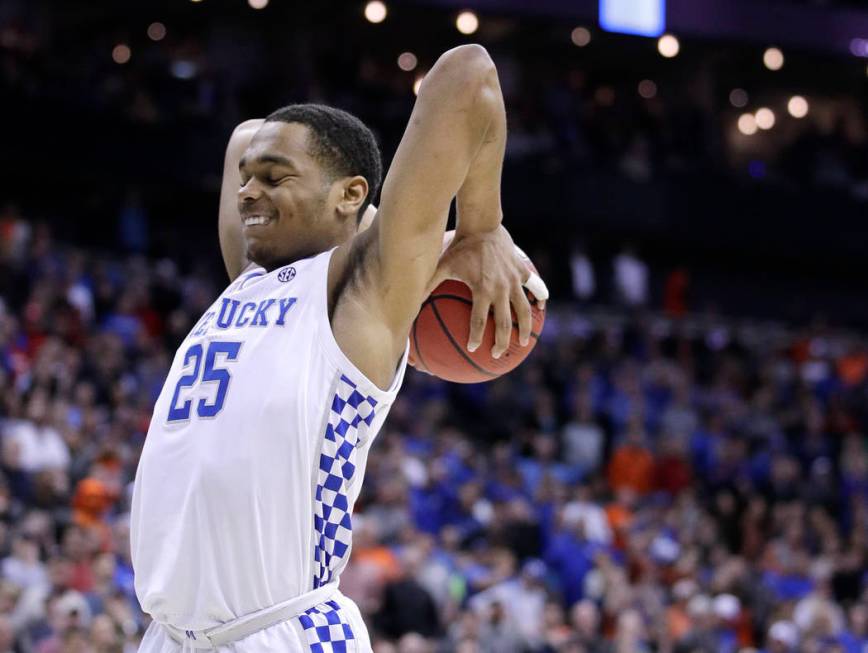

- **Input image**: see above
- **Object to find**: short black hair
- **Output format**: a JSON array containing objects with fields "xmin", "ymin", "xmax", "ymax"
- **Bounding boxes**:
[{"xmin": 265, "ymin": 103, "xmax": 382, "ymax": 223}]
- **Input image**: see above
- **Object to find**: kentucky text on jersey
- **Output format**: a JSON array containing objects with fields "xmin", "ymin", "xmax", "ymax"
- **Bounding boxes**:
[{"xmin": 192, "ymin": 296, "xmax": 298, "ymax": 336}]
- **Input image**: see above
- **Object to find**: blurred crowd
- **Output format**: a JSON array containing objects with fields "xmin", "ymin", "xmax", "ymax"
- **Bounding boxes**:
[{"xmin": 0, "ymin": 210, "xmax": 866, "ymax": 653}]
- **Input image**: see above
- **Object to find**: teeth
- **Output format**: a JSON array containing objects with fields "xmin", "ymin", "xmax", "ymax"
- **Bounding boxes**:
[{"xmin": 243, "ymin": 215, "xmax": 271, "ymax": 226}]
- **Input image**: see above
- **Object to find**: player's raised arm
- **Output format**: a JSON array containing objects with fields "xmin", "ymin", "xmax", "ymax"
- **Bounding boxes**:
[
  {"xmin": 218, "ymin": 119, "xmax": 263, "ymax": 281},
  {"xmin": 365, "ymin": 44, "xmax": 505, "ymax": 339}
]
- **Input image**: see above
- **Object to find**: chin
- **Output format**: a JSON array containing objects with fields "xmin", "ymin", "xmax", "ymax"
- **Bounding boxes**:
[
  {"xmin": 247, "ymin": 233, "xmax": 339, "ymax": 271},
  {"xmin": 247, "ymin": 244, "xmax": 300, "ymax": 272},
  {"xmin": 246, "ymin": 243, "xmax": 276, "ymax": 271}
]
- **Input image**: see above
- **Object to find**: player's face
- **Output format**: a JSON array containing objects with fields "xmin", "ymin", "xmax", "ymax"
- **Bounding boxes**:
[{"xmin": 238, "ymin": 121, "xmax": 352, "ymax": 270}]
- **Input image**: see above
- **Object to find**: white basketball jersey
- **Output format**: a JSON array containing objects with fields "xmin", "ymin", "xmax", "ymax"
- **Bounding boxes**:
[{"xmin": 130, "ymin": 248, "xmax": 407, "ymax": 630}]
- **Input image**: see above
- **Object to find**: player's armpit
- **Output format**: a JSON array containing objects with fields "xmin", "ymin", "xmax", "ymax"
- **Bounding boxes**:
[
  {"xmin": 218, "ymin": 119, "xmax": 264, "ymax": 281},
  {"xmin": 367, "ymin": 44, "xmax": 503, "ymax": 342}
]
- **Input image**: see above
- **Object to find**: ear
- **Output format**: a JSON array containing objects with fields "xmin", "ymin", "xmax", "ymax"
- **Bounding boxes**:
[{"xmin": 336, "ymin": 176, "xmax": 369, "ymax": 223}]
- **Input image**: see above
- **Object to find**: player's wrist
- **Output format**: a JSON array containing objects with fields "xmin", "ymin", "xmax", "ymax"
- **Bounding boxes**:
[{"xmin": 455, "ymin": 204, "xmax": 503, "ymax": 236}]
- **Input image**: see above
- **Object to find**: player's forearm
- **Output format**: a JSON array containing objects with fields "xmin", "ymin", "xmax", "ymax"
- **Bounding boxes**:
[
  {"xmin": 218, "ymin": 119, "xmax": 264, "ymax": 280},
  {"xmin": 455, "ymin": 66, "xmax": 506, "ymax": 235},
  {"xmin": 227, "ymin": 119, "xmax": 264, "ymax": 161}
]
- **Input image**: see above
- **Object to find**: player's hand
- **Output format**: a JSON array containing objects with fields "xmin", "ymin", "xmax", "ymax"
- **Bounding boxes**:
[{"xmin": 425, "ymin": 226, "xmax": 548, "ymax": 358}]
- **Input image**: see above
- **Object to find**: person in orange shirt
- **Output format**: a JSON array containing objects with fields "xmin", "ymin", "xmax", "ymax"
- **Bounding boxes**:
[
  {"xmin": 666, "ymin": 579, "xmax": 697, "ymax": 643},
  {"xmin": 837, "ymin": 344, "xmax": 868, "ymax": 387},
  {"xmin": 607, "ymin": 427, "xmax": 655, "ymax": 496},
  {"xmin": 604, "ymin": 487, "xmax": 637, "ymax": 551}
]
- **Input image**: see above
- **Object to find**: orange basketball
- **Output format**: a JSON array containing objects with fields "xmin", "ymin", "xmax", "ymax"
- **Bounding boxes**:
[{"xmin": 409, "ymin": 269, "xmax": 546, "ymax": 384}]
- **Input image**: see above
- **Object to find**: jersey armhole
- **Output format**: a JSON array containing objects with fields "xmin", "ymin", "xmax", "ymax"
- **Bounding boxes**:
[{"xmin": 313, "ymin": 248, "xmax": 409, "ymax": 404}]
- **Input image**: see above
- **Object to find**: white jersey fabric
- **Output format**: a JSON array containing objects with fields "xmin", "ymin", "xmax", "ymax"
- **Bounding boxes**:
[{"xmin": 131, "ymin": 248, "xmax": 407, "ymax": 645}]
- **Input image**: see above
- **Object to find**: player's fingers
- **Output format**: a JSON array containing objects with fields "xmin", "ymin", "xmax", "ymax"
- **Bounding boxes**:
[
  {"xmin": 492, "ymin": 292, "xmax": 512, "ymax": 359},
  {"xmin": 424, "ymin": 267, "xmax": 447, "ymax": 296},
  {"xmin": 523, "ymin": 271, "xmax": 550, "ymax": 302},
  {"xmin": 512, "ymin": 285, "xmax": 533, "ymax": 347},
  {"xmin": 467, "ymin": 295, "xmax": 491, "ymax": 353}
]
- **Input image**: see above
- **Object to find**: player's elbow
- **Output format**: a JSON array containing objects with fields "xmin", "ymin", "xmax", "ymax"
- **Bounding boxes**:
[
  {"xmin": 227, "ymin": 119, "xmax": 263, "ymax": 150},
  {"xmin": 420, "ymin": 45, "xmax": 497, "ymax": 108},
  {"xmin": 440, "ymin": 44, "xmax": 493, "ymax": 72},
  {"xmin": 225, "ymin": 119, "xmax": 263, "ymax": 165},
  {"xmin": 233, "ymin": 118, "xmax": 264, "ymax": 135}
]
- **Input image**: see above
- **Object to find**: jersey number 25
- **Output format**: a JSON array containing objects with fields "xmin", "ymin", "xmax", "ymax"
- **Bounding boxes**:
[{"xmin": 167, "ymin": 341, "xmax": 241, "ymax": 422}]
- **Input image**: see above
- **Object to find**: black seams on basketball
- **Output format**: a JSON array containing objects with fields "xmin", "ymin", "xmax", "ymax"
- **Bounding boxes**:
[{"xmin": 408, "ymin": 279, "xmax": 545, "ymax": 383}]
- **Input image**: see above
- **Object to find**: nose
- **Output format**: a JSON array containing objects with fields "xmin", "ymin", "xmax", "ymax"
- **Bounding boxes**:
[{"xmin": 238, "ymin": 177, "xmax": 263, "ymax": 204}]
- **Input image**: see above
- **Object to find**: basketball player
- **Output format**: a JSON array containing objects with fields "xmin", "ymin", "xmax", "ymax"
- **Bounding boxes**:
[{"xmin": 130, "ymin": 45, "xmax": 547, "ymax": 651}]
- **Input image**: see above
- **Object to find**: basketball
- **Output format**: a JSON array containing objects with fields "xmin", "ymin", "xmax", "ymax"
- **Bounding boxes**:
[{"xmin": 409, "ymin": 264, "xmax": 546, "ymax": 384}]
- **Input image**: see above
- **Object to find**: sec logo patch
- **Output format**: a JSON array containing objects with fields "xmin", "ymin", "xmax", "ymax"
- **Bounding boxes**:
[{"xmin": 278, "ymin": 267, "xmax": 296, "ymax": 283}]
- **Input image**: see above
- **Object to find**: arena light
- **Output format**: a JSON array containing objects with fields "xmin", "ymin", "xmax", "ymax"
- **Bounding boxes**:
[
  {"xmin": 456, "ymin": 11, "xmax": 479, "ymax": 35},
  {"xmin": 397, "ymin": 52, "xmax": 418, "ymax": 71},
  {"xmin": 171, "ymin": 60, "xmax": 197, "ymax": 79},
  {"xmin": 763, "ymin": 47, "xmax": 784, "ymax": 71},
  {"xmin": 729, "ymin": 88, "xmax": 748, "ymax": 108},
  {"xmin": 850, "ymin": 38, "xmax": 868, "ymax": 57},
  {"xmin": 413, "ymin": 74, "xmax": 425, "ymax": 96},
  {"xmin": 571, "ymin": 27, "xmax": 591, "ymax": 47},
  {"xmin": 595, "ymin": 86, "xmax": 615, "ymax": 106},
  {"xmin": 788, "ymin": 95, "xmax": 809, "ymax": 118},
  {"xmin": 638, "ymin": 79, "xmax": 657, "ymax": 99},
  {"xmin": 112, "ymin": 44, "xmax": 131, "ymax": 64},
  {"xmin": 657, "ymin": 34, "xmax": 679, "ymax": 58},
  {"xmin": 147, "ymin": 22, "xmax": 167, "ymax": 41},
  {"xmin": 738, "ymin": 113, "xmax": 757, "ymax": 135},
  {"xmin": 248, "ymin": 0, "xmax": 268, "ymax": 8},
  {"xmin": 755, "ymin": 107, "xmax": 775, "ymax": 130},
  {"xmin": 364, "ymin": 1, "xmax": 387, "ymax": 23},
  {"xmin": 600, "ymin": 0, "xmax": 666, "ymax": 37},
  {"xmin": 748, "ymin": 160, "xmax": 766, "ymax": 179}
]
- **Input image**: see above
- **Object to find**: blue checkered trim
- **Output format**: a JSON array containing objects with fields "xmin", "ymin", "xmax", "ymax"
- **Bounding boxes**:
[
  {"xmin": 312, "ymin": 375, "xmax": 378, "ymax": 589},
  {"xmin": 298, "ymin": 600, "xmax": 356, "ymax": 653}
]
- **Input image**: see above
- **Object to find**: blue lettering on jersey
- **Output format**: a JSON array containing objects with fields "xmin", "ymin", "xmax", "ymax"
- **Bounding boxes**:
[
  {"xmin": 216, "ymin": 299, "xmax": 240, "ymax": 329},
  {"xmin": 251, "ymin": 299, "xmax": 276, "ymax": 326},
  {"xmin": 210, "ymin": 296, "xmax": 297, "ymax": 331},
  {"xmin": 235, "ymin": 302, "xmax": 257, "ymax": 327},
  {"xmin": 191, "ymin": 311, "xmax": 216, "ymax": 337},
  {"xmin": 275, "ymin": 298, "xmax": 297, "ymax": 326}
]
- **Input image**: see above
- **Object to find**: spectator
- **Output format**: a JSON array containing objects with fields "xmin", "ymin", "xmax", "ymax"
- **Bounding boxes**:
[
  {"xmin": 569, "ymin": 599, "xmax": 610, "ymax": 653},
  {"xmin": 469, "ymin": 559, "xmax": 548, "ymax": 650},
  {"xmin": 613, "ymin": 246, "xmax": 648, "ymax": 307},
  {"xmin": 607, "ymin": 427, "xmax": 655, "ymax": 496},
  {"xmin": 561, "ymin": 391, "xmax": 605, "ymax": 476},
  {"xmin": 374, "ymin": 546, "xmax": 440, "ymax": 640},
  {"xmin": 570, "ymin": 247, "xmax": 596, "ymax": 302},
  {"xmin": 764, "ymin": 620, "xmax": 799, "ymax": 653},
  {"xmin": 1, "ymin": 534, "xmax": 47, "ymax": 594},
  {"xmin": 2, "ymin": 392, "xmax": 70, "ymax": 474}
]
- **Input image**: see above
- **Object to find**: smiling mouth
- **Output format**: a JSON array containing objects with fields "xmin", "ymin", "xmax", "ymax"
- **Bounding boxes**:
[{"xmin": 242, "ymin": 215, "xmax": 274, "ymax": 227}]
